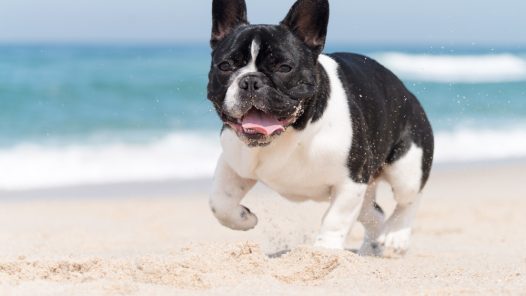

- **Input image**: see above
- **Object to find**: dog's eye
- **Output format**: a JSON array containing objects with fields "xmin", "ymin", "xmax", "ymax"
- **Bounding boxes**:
[
  {"xmin": 277, "ymin": 64, "xmax": 292, "ymax": 73},
  {"xmin": 218, "ymin": 61, "xmax": 233, "ymax": 72}
]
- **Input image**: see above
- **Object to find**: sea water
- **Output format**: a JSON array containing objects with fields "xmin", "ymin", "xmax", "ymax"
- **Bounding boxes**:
[{"xmin": 0, "ymin": 44, "xmax": 525, "ymax": 190}]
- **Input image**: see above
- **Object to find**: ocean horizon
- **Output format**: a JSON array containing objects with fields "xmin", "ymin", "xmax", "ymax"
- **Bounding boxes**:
[{"xmin": 1, "ymin": 43, "xmax": 525, "ymax": 190}]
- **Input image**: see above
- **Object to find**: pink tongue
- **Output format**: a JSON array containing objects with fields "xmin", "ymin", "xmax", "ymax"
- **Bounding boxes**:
[{"xmin": 241, "ymin": 109, "xmax": 285, "ymax": 136}]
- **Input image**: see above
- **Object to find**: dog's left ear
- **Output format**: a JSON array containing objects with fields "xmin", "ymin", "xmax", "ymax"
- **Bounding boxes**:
[
  {"xmin": 280, "ymin": 0, "xmax": 329, "ymax": 54},
  {"xmin": 211, "ymin": 0, "xmax": 248, "ymax": 48}
]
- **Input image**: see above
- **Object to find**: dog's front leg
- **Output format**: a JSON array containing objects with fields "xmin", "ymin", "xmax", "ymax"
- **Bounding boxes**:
[
  {"xmin": 315, "ymin": 181, "xmax": 367, "ymax": 249},
  {"xmin": 209, "ymin": 155, "xmax": 257, "ymax": 231}
]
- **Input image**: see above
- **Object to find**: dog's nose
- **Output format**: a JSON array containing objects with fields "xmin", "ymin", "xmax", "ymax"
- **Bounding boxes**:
[{"xmin": 238, "ymin": 75, "xmax": 264, "ymax": 92}]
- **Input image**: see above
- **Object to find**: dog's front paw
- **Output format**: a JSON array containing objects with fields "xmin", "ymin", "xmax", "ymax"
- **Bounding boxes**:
[
  {"xmin": 212, "ymin": 204, "xmax": 258, "ymax": 231},
  {"xmin": 377, "ymin": 228, "xmax": 411, "ymax": 255}
]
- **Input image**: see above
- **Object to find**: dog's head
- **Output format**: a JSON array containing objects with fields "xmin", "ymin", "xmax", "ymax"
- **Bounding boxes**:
[{"xmin": 207, "ymin": 0, "xmax": 329, "ymax": 146}]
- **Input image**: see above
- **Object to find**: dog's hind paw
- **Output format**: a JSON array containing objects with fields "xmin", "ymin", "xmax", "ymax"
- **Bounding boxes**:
[
  {"xmin": 358, "ymin": 241, "xmax": 383, "ymax": 256},
  {"xmin": 377, "ymin": 227, "xmax": 411, "ymax": 256}
]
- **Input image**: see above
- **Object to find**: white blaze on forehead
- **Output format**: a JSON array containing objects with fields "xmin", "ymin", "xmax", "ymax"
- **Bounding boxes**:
[
  {"xmin": 224, "ymin": 38, "xmax": 261, "ymax": 116},
  {"xmin": 250, "ymin": 39, "xmax": 260, "ymax": 67},
  {"xmin": 241, "ymin": 38, "xmax": 260, "ymax": 73}
]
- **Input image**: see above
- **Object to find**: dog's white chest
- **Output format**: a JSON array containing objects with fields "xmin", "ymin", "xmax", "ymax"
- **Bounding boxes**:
[
  {"xmin": 221, "ymin": 130, "xmax": 343, "ymax": 201},
  {"xmin": 221, "ymin": 130, "xmax": 342, "ymax": 201}
]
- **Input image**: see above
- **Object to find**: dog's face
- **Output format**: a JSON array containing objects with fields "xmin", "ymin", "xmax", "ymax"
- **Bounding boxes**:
[{"xmin": 207, "ymin": 0, "xmax": 329, "ymax": 146}]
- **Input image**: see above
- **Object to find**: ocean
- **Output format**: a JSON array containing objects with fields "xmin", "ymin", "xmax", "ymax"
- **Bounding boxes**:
[{"xmin": 1, "ymin": 44, "xmax": 525, "ymax": 190}]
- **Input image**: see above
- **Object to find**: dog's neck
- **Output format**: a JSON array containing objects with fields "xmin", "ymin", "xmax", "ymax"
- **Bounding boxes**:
[{"xmin": 291, "ymin": 55, "xmax": 331, "ymax": 131}]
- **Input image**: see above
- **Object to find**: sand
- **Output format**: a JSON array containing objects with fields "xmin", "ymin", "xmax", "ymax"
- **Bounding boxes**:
[{"xmin": 0, "ymin": 162, "xmax": 525, "ymax": 295}]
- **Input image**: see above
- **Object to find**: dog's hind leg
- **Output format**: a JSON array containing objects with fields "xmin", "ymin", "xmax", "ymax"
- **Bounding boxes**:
[
  {"xmin": 378, "ymin": 144, "xmax": 425, "ymax": 255},
  {"xmin": 314, "ymin": 181, "xmax": 368, "ymax": 249},
  {"xmin": 357, "ymin": 181, "xmax": 385, "ymax": 256},
  {"xmin": 209, "ymin": 155, "xmax": 257, "ymax": 231}
]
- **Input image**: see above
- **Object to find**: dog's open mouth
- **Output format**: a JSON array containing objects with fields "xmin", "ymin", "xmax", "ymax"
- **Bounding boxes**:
[
  {"xmin": 227, "ymin": 108, "xmax": 286, "ymax": 137},
  {"xmin": 241, "ymin": 108, "xmax": 285, "ymax": 136}
]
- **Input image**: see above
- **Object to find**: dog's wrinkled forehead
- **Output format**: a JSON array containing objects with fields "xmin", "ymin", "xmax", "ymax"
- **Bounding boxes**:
[{"xmin": 212, "ymin": 25, "xmax": 301, "ymax": 64}]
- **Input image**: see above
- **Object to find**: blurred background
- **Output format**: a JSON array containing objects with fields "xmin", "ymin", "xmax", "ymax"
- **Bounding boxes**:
[{"xmin": 0, "ymin": 0, "xmax": 525, "ymax": 191}]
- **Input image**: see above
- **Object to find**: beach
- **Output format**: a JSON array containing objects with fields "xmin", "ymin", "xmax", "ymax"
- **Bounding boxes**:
[
  {"xmin": 1, "ymin": 44, "xmax": 526, "ymax": 295},
  {"xmin": 1, "ymin": 0, "xmax": 526, "ymax": 293},
  {"xmin": 0, "ymin": 162, "xmax": 525, "ymax": 295}
]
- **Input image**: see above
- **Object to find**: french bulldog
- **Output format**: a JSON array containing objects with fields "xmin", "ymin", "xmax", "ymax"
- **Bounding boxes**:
[{"xmin": 207, "ymin": 0, "xmax": 434, "ymax": 255}]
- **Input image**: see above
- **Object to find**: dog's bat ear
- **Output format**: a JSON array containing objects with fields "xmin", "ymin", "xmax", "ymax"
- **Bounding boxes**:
[
  {"xmin": 280, "ymin": 0, "xmax": 329, "ymax": 54},
  {"xmin": 211, "ymin": 0, "xmax": 248, "ymax": 48}
]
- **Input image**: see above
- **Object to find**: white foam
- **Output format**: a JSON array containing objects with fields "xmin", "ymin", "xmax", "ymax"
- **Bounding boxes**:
[
  {"xmin": 1, "ymin": 128, "xmax": 526, "ymax": 191},
  {"xmin": 0, "ymin": 132, "xmax": 221, "ymax": 191},
  {"xmin": 374, "ymin": 52, "xmax": 526, "ymax": 83},
  {"xmin": 434, "ymin": 128, "xmax": 526, "ymax": 163}
]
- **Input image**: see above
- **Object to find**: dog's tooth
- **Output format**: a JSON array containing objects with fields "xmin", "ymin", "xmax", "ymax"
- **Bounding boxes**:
[{"xmin": 245, "ymin": 128, "xmax": 259, "ymax": 135}]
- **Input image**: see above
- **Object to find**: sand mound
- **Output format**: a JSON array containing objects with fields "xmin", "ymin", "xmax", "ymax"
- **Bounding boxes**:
[{"xmin": 0, "ymin": 242, "xmax": 365, "ymax": 290}]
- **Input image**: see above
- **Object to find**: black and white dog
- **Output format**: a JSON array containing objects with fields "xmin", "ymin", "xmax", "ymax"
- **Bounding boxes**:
[{"xmin": 207, "ymin": 0, "xmax": 433, "ymax": 255}]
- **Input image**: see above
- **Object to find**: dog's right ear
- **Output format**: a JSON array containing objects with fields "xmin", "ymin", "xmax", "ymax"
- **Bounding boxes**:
[{"xmin": 211, "ymin": 0, "xmax": 248, "ymax": 48}]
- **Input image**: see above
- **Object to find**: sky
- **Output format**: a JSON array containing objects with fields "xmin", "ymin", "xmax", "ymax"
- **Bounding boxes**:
[{"xmin": 0, "ymin": 0, "xmax": 525, "ymax": 46}]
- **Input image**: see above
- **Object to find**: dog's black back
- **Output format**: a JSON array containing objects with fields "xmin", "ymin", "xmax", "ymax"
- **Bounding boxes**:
[{"xmin": 330, "ymin": 53, "xmax": 434, "ymax": 186}]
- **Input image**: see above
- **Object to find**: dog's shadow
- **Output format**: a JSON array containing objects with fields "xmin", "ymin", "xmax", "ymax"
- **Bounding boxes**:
[
  {"xmin": 267, "ymin": 248, "xmax": 360, "ymax": 258},
  {"xmin": 267, "ymin": 249, "xmax": 291, "ymax": 258}
]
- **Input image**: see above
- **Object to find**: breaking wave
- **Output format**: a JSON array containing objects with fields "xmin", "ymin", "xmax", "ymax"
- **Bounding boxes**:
[
  {"xmin": 1, "ymin": 127, "xmax": 526, "ymax": 191},
  {"xmin": 374, "ymin": 52, "xmax": 526, "ymax": 83}
]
